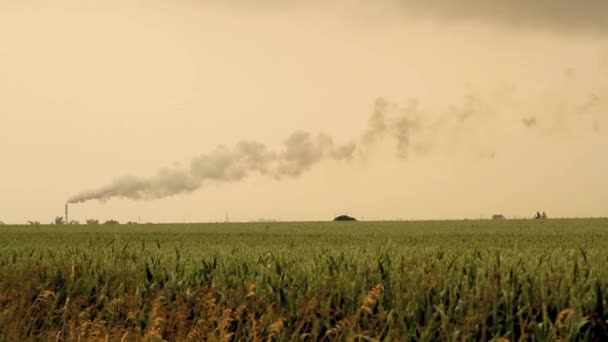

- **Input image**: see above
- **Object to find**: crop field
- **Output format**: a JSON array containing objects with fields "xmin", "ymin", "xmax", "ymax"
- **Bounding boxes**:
[{"xmin": 1, "ymin": 219, "xmax": 607, "ymax": 341}]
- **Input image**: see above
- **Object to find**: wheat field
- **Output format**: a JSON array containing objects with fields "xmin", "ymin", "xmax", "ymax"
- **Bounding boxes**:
[{"xmin": 0, "ymin": 219, "xmax": 607, "ymax": 341}]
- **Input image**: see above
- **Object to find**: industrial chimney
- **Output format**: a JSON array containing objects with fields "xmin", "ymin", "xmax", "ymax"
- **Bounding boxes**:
[{"xmin": 65, "ymin": 203, "xmax": 68, "ymax": 224}]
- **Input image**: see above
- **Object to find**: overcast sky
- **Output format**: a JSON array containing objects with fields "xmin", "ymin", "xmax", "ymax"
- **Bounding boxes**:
[{"xmin": 1, "ymin": 1, "xmax": 607, "ymax": 223}]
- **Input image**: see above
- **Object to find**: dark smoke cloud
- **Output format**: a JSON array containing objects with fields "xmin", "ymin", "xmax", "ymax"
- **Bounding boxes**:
[{"xmin": 398, "ymin": 0, "xmax": 608, "ymax": 34}]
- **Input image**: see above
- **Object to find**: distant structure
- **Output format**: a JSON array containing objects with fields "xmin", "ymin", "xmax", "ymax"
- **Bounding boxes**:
[
  {"xmin": 492, "ymin": 214, "xmax": 505, "ymax": 220},
  {"xmin": 334, "ymin": 215, "xmax": 357, "ymax": 221}
]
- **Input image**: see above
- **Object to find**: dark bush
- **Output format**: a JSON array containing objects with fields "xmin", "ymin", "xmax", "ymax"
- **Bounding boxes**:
[{"xmin": 333, "ymin": 215, "xmax": 357, "ymax": 221}]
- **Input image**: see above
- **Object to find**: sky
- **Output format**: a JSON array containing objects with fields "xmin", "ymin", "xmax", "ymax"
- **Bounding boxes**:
[{"xmin": 1, "ymin": 0, "xmax": 607, "ymax": 223}]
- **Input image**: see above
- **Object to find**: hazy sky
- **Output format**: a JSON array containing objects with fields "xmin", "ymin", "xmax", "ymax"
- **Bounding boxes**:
[{"xmin": 1, "ymin": 1, "xmax": 607, "ymax": 223}]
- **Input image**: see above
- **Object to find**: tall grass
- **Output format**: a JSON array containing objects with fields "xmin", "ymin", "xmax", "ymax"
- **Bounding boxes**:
[{"xmin": 0, "ymin": 219, "xmax": 607, "ymax": 340}]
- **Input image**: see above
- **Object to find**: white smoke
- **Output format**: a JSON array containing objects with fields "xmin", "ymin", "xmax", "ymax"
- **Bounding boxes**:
[
  {"xmin": 67, "ymin": 131, "xmax": 355, "ymax": 203},
  {"xmin": 68, "ymin": 79, "xmax": 606, "ymax": 204}
]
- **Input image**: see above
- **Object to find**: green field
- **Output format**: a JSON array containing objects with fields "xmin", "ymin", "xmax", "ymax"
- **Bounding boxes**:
[{"xmin": 1, "ymin": 219, "xmax": 607, "ymax": 341}]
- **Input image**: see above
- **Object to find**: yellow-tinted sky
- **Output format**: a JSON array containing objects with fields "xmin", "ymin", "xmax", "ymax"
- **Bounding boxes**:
[{"xmin": 1, "ymin": 1, "xmax": 607, "ymax": 223}]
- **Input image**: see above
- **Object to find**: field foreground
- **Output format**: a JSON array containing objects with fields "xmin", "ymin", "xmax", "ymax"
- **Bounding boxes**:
[{"xmin": 1, "ymin": 219, "xmax": 607, "ymax": 341}]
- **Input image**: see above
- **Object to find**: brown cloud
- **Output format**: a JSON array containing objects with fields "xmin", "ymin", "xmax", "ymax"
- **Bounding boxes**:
[{"xmin": 397, "ymin": 0, "xmax": 608, "ymax": 34}]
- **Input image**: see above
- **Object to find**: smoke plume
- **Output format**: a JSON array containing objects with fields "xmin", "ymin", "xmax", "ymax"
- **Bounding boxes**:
[
  {"xmin": 67, "ymin": 132, "xmax": 355, "ymax": 203},
  {"xmin": 68, "ymin": 81, "xmax": 606, "ymax": 204}
]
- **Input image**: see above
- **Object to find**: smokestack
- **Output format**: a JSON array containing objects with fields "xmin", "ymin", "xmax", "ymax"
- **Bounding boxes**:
[{"xmin": 65, "ymin": 203, "xmax": 68, "ymax": 224}]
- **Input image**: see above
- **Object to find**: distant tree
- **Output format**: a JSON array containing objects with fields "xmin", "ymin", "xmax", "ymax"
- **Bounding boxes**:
[
  {"xmin": 104, "ymin": 219, "xmax": 120, "ymax": 225},
  {"xmin": 0, "ymin": 221, "xmax": 4, "ymax": 225},
  {"xmin": 126, "ymin": 221, "xmax": 139, "ymax": 225},
  {"xmin": 333, "ymin": 215, "xmax": 357, "ymax": 221},
  {"xmin": 69, "ymin": 220, "xmax": 80, "ymax": 225},
  {"xmin": 492, "ymin": 214, "xmax": 505, "ymax": 220},
  {"xmin": 86, "ymin": 219, "xmax": 99, "ymax": 225},
  {"xmin": 54, "ymin": 216, "xmax": 65, "ymax": 225},
  {"xmin": 28, "ymin": 221, "xmax": 41, "ymax": 225}
]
